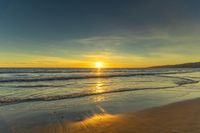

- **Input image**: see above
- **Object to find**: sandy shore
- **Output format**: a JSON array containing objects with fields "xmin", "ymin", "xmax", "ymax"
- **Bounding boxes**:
[{"xmin": 13, "ymin": 98, "xmax": 200, "ymax": 133}]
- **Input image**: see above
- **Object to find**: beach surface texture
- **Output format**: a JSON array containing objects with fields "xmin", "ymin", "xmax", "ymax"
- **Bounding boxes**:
[{"xmin": 15, "ymin": 98, "xmax": 200, "ymax": 133}]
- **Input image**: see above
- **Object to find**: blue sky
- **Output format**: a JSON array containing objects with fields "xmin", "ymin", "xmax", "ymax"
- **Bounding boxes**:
[{"xmin": 0, "ymin": 0, "xmax": 200, "ymax": 67}]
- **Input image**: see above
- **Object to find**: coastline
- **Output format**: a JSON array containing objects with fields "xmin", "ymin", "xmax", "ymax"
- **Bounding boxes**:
[{"xmin": 12, "ymin": 98, "xmax": 200, "ymax": 133}]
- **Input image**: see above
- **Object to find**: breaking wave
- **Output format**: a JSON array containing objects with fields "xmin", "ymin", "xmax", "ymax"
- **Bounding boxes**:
[{"xmin": 0, "ymin": 77, "xmax": 198, "ymax": 105}]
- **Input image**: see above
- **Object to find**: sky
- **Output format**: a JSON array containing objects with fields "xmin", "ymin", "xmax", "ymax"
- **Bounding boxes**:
[{"xmin": 0, "ymin": 0, "xmax": 200, "ymax": 68}]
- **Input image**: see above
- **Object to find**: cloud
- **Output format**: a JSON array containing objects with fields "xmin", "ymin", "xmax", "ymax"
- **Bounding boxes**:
[
  {"xmin": 59, "ymin": 31, "xmax": 200, "ymax": 60},
  {"xmin": 1, "ymin": 28, "xmax": 200, "ymax": 67}
]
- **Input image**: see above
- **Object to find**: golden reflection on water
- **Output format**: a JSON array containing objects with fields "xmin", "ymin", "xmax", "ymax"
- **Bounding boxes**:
[
  {"xmin": 90, "ymin": 69, "xmax": 105, "ymax": 94},
  {"xmin": 96, "ymin": 68, "xmax": 102, "ymax": 75},
  {"xmin": 88, "ymin": 69, "xmax": 107, "ymax": 103},
  {"xmin": 93, "ymin": 95, "xmax": 105, "ymax": 102},
  {"xmin": 95, "ymin": 80, "xmax": 104, "ymax": 93},
  {"xmin": 90, "ymin": 77, "xmax": 106, "ymax": 102}
]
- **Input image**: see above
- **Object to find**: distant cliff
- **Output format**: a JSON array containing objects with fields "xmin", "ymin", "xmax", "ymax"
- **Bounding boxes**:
[{"xmin": 150, "ymin": 62, "xmax": 200, "ymax": 68}]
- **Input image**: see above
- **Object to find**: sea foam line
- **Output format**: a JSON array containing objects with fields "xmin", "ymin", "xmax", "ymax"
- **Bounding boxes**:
[
  {"xmin": 0, "ymin": 71, "xmax": 191, "ymax": 83},
  {"xmin": 1, "ymin": 77, "xmax": 198, "ymax": 106}
]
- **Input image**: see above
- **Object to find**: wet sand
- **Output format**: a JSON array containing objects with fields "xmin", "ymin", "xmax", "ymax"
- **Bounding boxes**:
[{"xmin": 13, "ymin": 98, "xmax": 200, "ymax": 133}]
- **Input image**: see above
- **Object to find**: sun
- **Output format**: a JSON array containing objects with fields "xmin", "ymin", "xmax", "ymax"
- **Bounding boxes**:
[{"xmin": 95, "ymin": 62, "xmax": 104, "ymax": 68}]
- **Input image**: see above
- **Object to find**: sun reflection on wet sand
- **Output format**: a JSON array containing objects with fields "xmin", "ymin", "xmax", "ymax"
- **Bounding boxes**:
[
  {"xmin": 71, "ymin": 113, "xmax": 119, "ymax": 133},
  {"xmin": 11, "ymin": 99, "xmax": 200, "ymax": 133},
  {"xmin": 16, "ymin": 113, "xmax": 119, "ymax": 133}
]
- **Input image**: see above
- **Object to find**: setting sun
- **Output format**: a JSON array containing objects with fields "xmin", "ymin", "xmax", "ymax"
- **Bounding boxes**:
[{"xmin": 95, "ymin": 62, "xmax": 104, "ymax": 68}]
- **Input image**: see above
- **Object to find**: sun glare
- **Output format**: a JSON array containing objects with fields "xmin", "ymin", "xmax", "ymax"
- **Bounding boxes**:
[{"xmin": 95, "ymin": 62, "xmax": 104, "ymax": 68}]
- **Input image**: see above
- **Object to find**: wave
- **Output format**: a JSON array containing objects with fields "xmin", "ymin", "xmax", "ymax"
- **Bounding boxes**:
[
  {"xmin": 0, "ymin": 78, "xmax": 198, "ymax": 106},
  {"xmin": 15, "ymin": 85, "xmax": 66, "ymax": 88},
  {"xmin": 0, "ymin": 73, "xmax": 156, "ymax": 83},
  {"xmin": 157, "ymin": 75, "xmax": 199, "ymax": 86},
  {"xmin": 0, "ymin": 86, "xmax": 175, "ymax": 105},
  {"xmin": 0, "ymin": 71, "xmax": 192, "ymax": 83},
  {"xmin": 0, "ymin": 69, "xmax": 94, "ymax": 74},
  {"xmin": 0, "ymin": 68, "xmax": 146, "ymax": 74}
]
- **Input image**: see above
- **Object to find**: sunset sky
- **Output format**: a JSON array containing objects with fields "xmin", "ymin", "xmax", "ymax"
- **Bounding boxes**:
[{"xmin": 0, "ymin": 0, "xmax": 200, "ymax": 68}]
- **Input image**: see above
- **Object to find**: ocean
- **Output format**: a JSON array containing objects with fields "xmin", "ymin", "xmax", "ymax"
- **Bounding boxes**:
[{"xmin": 0, "ymin": 68, "xmax": 200, "ymax": 129}]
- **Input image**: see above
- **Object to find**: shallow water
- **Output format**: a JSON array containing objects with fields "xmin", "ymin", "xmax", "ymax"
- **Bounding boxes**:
[
  {"xmin": 0, "ymin": 68, "xmax": 198, "ymax": 104},
  {"xmin": 0, "ymin": 68, "xmax": 200, "ymax": 132}
]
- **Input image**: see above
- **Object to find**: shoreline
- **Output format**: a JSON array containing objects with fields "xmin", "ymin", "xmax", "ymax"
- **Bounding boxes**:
[{"xmin": 11, "ymin": 98, "xmax": 200, "ymax": 133}]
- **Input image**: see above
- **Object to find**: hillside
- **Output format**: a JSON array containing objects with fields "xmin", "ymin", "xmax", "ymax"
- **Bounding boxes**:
[{"xmin": 150, "ymin": 62, "xmax": 200, "ymax": 68}]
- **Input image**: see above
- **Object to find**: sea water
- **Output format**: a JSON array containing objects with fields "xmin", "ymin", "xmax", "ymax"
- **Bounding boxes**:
[{"xmin": 0, "ymin": 68, "xmax": 200, "ymax": 130}]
